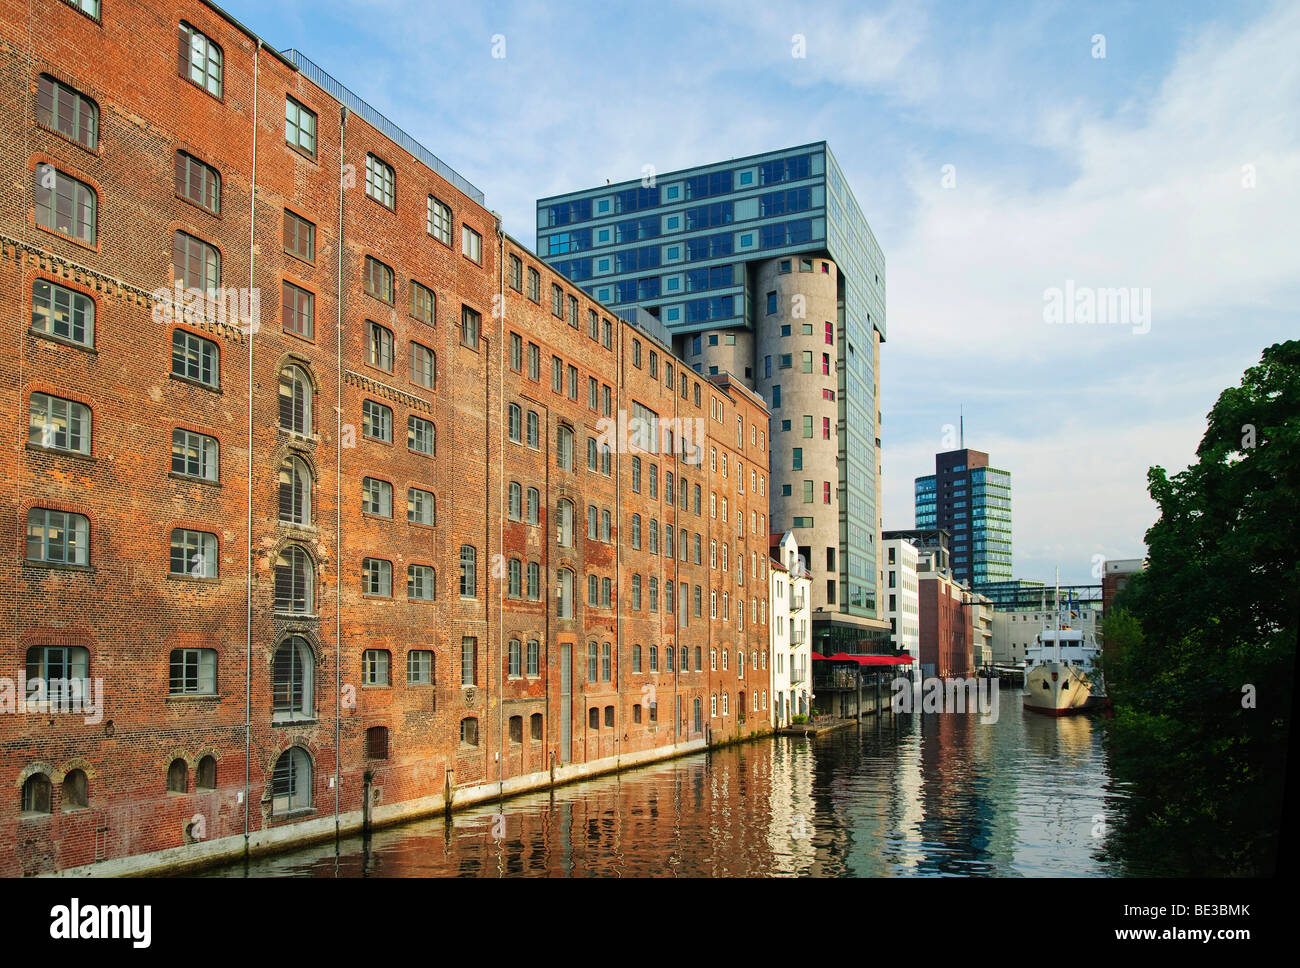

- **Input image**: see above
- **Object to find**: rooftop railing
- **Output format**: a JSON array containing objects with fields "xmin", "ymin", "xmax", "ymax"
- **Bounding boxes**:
[{"xmin": 282, "ymin": 49, "xmax": 485, "ymax": 206}]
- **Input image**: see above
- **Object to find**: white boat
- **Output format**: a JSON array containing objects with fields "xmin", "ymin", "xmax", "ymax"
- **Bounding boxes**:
[
  {"xmin": 1022, "ymin": 574, "xmax": 1106, "ymax": 716},
  {"xmin": 1022, "ymin": 627, "xmax": 1105, "ymax": 716}
]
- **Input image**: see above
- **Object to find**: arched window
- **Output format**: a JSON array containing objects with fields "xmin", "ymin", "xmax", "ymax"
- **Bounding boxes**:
[
  {"xmin": 508, "ymin": 638, "xmax": 522, "ymax": 677},
  {"xmin": 526, "ymin": 487, "xmax": 540, "ymax": 524},
  {"xmin": 271, "ymin": 747, "xmax": 312, "ymax": 813},
  {"xmin": 278, "ymin": 364, "xmax": 312, "ymax": 436},
  {"xmin": 61, "ymin": 769, "xmax": 88, "ymax": 809},
  {"xmin": 21, "ymin": 773, "xmax": 51, "ymax": 813},
  {"xmin": 526, "ymin": 410, "xmax": 539, "ymax": 448},
  {"xmin": 167, "ymin": 758, "xmax": 188, "ymax": 793},
  {"xmin": 666, "ymin": 646, "xmax": 674, "ymax": 671},
  {"xmin": 632, "ymin": 644, "xmax": 643, "ymax": 672},
  {"xmin": 197, "ymin": 756, "xmax": 217, "ymax": 790},
  {"xmin": 508, "ymin": 481, "xmax": 522, "ymax": 520},
  {"xmin": 649, "ymin": 645, "xmax": 659, "ymax": 672},
  {"xmin": 631, "ymin": 514, "xmax": 642, "ymax": 549},
  {"xmin": 557, "ymin": 500, "xmax": 574, "ymax": 548},
  {"xmin": 272, "ymin": 636, "xmax": 313, "ymax": 721},
  {"xmin": 278, "ymin": 455, "xmax": 312, "ymax": 525},
  {"xmin": 557, "ymin": 425, "xmax": 574, "ymax": 470},
  {"xmin": 508, "ymin": 403, "xmax": 522, "ymax": 442},
  {"xmin": 557, "ymin": 568, "xmax": 574, "ymax": 619},
  {"xmin": 274, "ymin": 546, "xmax": 313, "ymax": 613}
]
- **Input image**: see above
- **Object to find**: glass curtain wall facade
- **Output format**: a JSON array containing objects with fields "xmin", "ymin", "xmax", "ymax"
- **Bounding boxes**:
[{"xmin": 537, "ymin": 142, "xmax": 886, "ymax": 622}]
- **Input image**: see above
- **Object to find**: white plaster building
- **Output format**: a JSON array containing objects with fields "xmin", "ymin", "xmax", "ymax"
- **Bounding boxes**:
[
  {"xmin": 881, "ymin": 536, "xmax": 920, "ymax": 677},
  {"xmin": 771, "ymin": 531, "xmax": 812, "ymax": 724}
]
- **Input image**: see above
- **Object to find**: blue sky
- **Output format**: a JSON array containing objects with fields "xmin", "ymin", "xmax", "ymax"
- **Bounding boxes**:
[{"xmin": 223, "ymin": 0, "xmax": 1300, "ymax": 585}]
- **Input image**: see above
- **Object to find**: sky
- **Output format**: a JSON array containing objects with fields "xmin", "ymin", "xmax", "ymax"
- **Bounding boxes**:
[{"xmin": 223, "ymin": 0, "xmax": 1300, "ymax": 586}]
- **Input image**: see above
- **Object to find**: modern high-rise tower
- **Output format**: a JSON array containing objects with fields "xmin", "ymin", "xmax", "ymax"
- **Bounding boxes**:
[
  {"xmin": 915, "ymin": 449, "xmax": 1012, "ymax": 588},
  {"xmin": 536, "ymin": 143, "xmax": 889, "ymax": 651}
]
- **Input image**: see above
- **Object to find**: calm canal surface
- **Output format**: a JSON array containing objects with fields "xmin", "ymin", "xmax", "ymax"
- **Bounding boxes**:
[{"xmin": 204, "ymin": 686, "xmax": 1151, "ymax": 877}]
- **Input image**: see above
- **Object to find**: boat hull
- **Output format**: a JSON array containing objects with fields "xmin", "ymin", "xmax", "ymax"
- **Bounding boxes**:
[{"xmin": 1023, "ymin": 661, "xmax": 1096, "ymax": 715}]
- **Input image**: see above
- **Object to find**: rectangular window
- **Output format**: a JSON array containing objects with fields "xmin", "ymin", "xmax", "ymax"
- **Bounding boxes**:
[
  {"xmin": 362, "ymin": 477, "xmax": 393, "ymax": 517},
  {"xmin": 171, "ymin": 329, "xmax": 219, "ymax": 387},
  {"xmin": 28, "ymin": 392, "xmax": 91, "ymax": 455},
  {"xmin": 362, "ymin": 649, "xmax": 391, "ymax": 685},
  {"xmin": 365, "ymin": 153, "xmax": 396, "ymax": 208},
  {"xmin": 34, "ymin": 165, "xmax": 96, "ymax": 245},
  {"xmin": 367, "ymin": 321, "xmax": 394, "ymax": 371},
  {"xmin": 26, "ymin": 508, "xmax": 89, "ymax": 565},
  {"xmin": 36, "ymin": 74, "xmax": 97, "ymax": 149},
  {"xmin": 427, "ymin": 196, "xmax": 452, "ymax": 245},
  {"xmin": 365, "ymin": 256, "xmax": 394, "ymax": 303},
  {"xmin": 285, "ymin": 96, "xmax": 316, "ymax": 157},
  {"xmin": 172, "ymin": 230, "xmax": 219, "ymax": 291},
  {"xmin": 171, "ymin": 428, "xmax": 218, "ymax": 481},
  {"xmin": 459, "ymin": 546, "xmax": 477, "ymax": 598},
  {"xmin": 410, "ymin": 342, "xmax": 436, "ymax": 388},
  {"xmin": 408, "ymin": 415, "xmax": 435, "ymax": 455},
  {"xmin": 31, "ymin": 279, "xmax": 94, "ymax": 347},
  {"xmin": 363, "ymin": 559, "xmax": 392, "ymax": 597},
  {"xmin": 461, "ymin": 306, "xmax": 481, "ymax": 348},
  {"xmin": 459, "ymin": 638, "xmax": 477, "ymax": 685},
  {"xmin": 407, "ymin": 487, "xmax": 436, "ymax": 526},
  {"xmin": 407, "ymin": 650, "xmax": 433, "ymax": 683},
  {"xmin": 462, "ymin": 224, "xmax": 482, "ymax": 262},
  {"xmin": 169, "ymin": 648, "xmax": 216, "ymax": 695},
  {"xmin": 175, "ymin": 151, "xmax": 221, "ymax": 214},
  {"xmin": 283, "ymin": 210, "xmax": 316, "ymax": 262},
  {"xmin": 282, "ymin": 281, "xmax": 314, "ymax": 338},
  {"xmin": 169, "ymin": 528, "xmax": 216, "ymax": 577},
  {"xmin": 407, "ymin": 564, "xmax": 435, "ymax": 601},
  {"xmin": 411, "ymin": 281, "xmax": 436, "ymax": 324},
  {"xmin": 361, "ymin": 399, "xmax": 392, "ymax": 442},
  {"xmin": 179, "ymin": 21, "xmax": 222, "ymax": 98}
]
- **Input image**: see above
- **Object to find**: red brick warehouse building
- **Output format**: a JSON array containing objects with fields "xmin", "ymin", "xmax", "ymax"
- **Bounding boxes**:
[{"xmin": 0, "ymin": 0, "xmax": 772, "ymax": 875}]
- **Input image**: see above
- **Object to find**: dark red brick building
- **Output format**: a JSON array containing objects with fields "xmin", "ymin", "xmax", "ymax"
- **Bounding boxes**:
[
  {"xmin": 918, "ymin": 572, "xmax": 972, "ymax": 678},
  {"xmin": 0, "ymin": 0, "xmax": 771, "ymax": 875}
]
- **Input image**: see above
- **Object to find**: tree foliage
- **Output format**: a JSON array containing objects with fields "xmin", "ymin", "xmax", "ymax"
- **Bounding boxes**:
[{"xmin": 1102, "ymin": 340, "xmax": 1297, "ymax": 876}]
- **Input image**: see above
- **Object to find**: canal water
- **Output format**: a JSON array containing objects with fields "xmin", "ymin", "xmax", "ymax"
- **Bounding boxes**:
[{"xmin": 204, "ymin": 685, "xmax": 1149, "ymax": 877}]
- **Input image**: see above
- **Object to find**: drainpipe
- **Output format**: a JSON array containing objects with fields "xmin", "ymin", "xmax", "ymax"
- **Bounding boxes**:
[
  {"xmin": 242, "ymin": 38, "xmax": 260, "ymax": 853},
  {"xmin": 334, "ymin": 105, "xmax": 348, "ymax": 828},
  {"xmin": 494, "ymin": 212, "xmax": 504, "ymax": 791}
]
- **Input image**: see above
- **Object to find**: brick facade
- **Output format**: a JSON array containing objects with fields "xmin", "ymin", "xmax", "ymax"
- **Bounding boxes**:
[{"xmin": 0, "ymin": 0, "xmax": 770, "ymax": 875}]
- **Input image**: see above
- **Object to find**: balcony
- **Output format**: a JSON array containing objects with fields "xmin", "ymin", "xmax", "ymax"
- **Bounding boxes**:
[
  {"xmin": 789, "ymin": 666, "xmax": 806, "ymax": 684},
  {"xmin": 791, "ymin": 628, "xmax": 806, "ymax": 646},
  {"xmin": 790, "ymin": 592, "xmax": 806, "ymax": 612}
]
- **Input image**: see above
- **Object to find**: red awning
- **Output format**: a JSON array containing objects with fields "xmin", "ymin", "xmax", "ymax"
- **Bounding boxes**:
[{"xmin": 812, "ymin": 652, "xmax": 914, "ymax": 666}]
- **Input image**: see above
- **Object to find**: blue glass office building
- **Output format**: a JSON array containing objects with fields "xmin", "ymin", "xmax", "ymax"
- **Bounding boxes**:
[
  {"xmin": 538, "ymin": 143, "xmax": 889, "ymax": 644},
  {"xmin": 915, "ymin": 449, "xmax": 1012, "ymax": 588}
]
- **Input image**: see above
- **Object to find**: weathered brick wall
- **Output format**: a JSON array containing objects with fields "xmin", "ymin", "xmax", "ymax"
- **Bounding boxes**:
[{"xmin": 0, "ymin": 0, "xmax": 771, "ymax": 875}]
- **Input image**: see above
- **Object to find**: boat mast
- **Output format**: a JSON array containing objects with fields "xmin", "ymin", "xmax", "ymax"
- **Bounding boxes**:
[{"xmin": 1053, "ymin": 567, "xmax": 1061, "ymax": 663}]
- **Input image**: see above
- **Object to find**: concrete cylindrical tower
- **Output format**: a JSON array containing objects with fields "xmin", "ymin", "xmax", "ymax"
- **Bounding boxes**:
[{"xmin": 753, "ymin": 255, "xmax": 841, "ymax": 613}]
